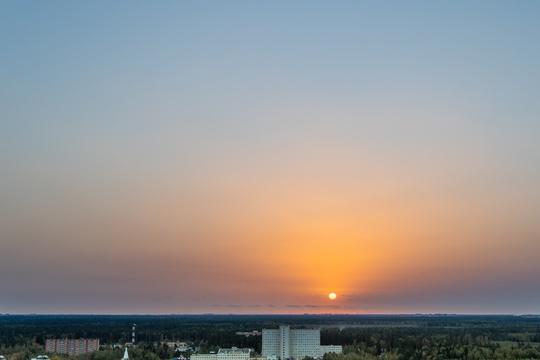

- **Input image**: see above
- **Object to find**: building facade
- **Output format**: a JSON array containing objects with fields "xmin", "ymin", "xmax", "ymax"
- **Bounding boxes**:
[
  {"xmin": 46, "ymin": 339, "xmax": 100, "ymax": 356},
  {"xmin": 262, "ymin": 326, "xmax": 341, "ymax": 360},
  {"xmin": 319, "ymin": 346, "xmax": 342, "ymax": 356},
  {"xmin": 192, "ymin": 348, "xmax": 251, "ymax": 360}
]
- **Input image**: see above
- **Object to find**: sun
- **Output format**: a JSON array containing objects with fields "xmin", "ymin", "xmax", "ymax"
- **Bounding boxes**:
[{"xmin": 328, "ymin": 292, "xmax": 337, "ymax": 300}]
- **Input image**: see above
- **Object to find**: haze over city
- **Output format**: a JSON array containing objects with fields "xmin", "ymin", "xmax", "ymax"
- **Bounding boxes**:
[{"xmin": 1, "ymin": 1, "xmax": 540, "ymax": 315}]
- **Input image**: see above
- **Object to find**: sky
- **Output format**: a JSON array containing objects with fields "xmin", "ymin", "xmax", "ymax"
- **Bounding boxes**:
[{"xmin": 1, "ymin": 1, "xmax": 540, "ymax": 315}]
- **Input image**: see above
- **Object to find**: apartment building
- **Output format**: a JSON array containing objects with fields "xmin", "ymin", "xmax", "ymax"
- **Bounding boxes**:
[
  {"xmin": 262, "ymin": 326, "xmax": 341, "ymax": 360},
  {"xmin": 46, "ymin": 339, "xmax": 100, "ymax": 356}
]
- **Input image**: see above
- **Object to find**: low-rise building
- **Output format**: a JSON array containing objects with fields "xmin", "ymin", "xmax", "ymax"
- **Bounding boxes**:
[
  {"xmin": 319, "ymin": 346, "xmax": 342, "ymax": 356},
  {"xmin": 235, "ymin": 332, "xmax": 262, "ymax": 337},
  {"xmin": 192, "ymin": 348, "xmax": 251, "ymax": 360},
  {"xmin": 31, "ymin": 355, "xmax": 49, "ymax": 360}
]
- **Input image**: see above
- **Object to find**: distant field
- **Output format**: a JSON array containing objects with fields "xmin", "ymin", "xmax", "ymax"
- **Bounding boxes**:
[{"xmin": 320, "ymin": 323, "xmax": 420, "ymax": 329}]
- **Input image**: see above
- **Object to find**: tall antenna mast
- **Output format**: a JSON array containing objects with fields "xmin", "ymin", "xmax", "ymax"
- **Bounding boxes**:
[{"xmin": 132, "ymin": 324, "xmax": 136, "ymax": 344}]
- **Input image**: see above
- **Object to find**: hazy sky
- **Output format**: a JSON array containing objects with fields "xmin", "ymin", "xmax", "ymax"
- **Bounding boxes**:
[{"xmin": 2, "ymin": 1, "xmax": 540, "ymax": 315}]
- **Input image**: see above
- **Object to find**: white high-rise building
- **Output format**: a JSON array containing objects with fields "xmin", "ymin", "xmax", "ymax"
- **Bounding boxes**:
[{"xmin": 262, "ymin": 326, "xmax": 341, "ymax": 360}]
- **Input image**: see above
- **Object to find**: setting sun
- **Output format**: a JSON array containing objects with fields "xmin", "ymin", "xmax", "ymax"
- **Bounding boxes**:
[{"xmin": 329, "ymin": 293, "xmax": 337, "ymax": 300}]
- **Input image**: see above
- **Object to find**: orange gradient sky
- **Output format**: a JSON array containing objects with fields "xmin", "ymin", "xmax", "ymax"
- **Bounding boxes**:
[{"xmin": 1, "ymin": 2, "xmax": 540, "ymax": 314}]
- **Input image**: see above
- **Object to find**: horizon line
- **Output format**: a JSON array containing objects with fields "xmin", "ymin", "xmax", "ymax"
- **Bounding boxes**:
[{"xmin": 1, "ymin": 313, "xmax": 532, "ymax": 316}]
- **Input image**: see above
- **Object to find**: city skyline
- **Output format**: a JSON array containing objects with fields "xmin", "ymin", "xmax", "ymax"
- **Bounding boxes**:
[{"xmin": 1, "ymin": 1, "xmax": 540, "ymax": 315}]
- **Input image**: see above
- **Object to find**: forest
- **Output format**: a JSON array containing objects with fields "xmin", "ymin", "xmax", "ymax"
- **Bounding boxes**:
[{"xmin": 2, "ymin": 314, "xmax": 540, "ymax": 360}]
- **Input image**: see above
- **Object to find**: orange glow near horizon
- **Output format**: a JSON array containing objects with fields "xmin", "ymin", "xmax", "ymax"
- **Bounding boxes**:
[{"xmin": 78, "ymin": 155, "xmax": 535, "ymax": 316}]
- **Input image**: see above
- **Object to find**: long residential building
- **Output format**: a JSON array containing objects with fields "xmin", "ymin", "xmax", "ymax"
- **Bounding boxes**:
[
  {"xmin": 46, "ymin": 339, "xmax": 100, "ymax": 356},
  {"xmin": 191, "ymin": 348, "xmax": 251, "ymax": 360},
  {"xmin": 262, "ymin": 325, "xmax": 342, "ymax": 360}
]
